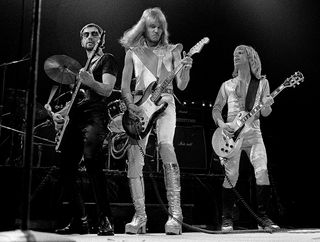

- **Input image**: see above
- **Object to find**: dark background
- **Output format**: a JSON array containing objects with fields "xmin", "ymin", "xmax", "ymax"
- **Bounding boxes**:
[{"xmin": 0, "ymin": 0, "xmax": 319, "ymax": 230}]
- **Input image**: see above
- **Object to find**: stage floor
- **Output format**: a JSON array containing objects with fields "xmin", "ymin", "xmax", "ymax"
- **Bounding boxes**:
[{"xmin": 1, "ymin": 229, "xmax": 320, "ymax": 242}]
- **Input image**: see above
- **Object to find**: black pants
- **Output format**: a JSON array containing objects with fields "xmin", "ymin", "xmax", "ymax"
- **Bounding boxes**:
[{"xmin": 58, "ymin": 108, "xmax": 112, "ymax": 220}]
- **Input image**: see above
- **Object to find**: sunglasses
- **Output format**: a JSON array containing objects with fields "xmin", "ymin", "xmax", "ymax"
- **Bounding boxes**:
[{"xmin": 82, "ymin": 31, "xmax": 100, "ymax": 38}]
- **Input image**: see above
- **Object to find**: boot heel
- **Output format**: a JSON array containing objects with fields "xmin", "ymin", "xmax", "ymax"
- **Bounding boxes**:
[
  {"xmin": 125, "ymin": 222, "xmax": 146, "ymax": 234},
  {"xmin": 165, "ymin": 224, "xmax": 182, "ymax": 235},
  {"xmin": 126, "ymin": 177, "xmax": 147, "ymax": 234},
  {"xmin": 137, "ymin": 224, "xmax": 146, "ymax": 234}
]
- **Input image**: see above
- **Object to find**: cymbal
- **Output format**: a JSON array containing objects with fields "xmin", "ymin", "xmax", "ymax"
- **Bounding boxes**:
[{"xmin": 44, "ymin": 55, "xmax": 82, "ymax": 84}]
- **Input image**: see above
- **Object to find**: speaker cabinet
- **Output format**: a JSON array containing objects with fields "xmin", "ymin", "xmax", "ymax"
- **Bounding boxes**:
[{"xmin": 174, "ymin": 125, "xmax": 207, "ymax": 171}]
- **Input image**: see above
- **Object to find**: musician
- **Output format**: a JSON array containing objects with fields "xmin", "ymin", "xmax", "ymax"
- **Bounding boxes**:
[
  {"xmin": 52, "ymin": 23, "xmax": 118, "ymax": 235},
  {"xmin": 119, "ymin": 7, "xmax": 193, "ymax": 235},
  {"xmin": 212, "ymin": 45, "xmax": 280, "ymax": 231}
]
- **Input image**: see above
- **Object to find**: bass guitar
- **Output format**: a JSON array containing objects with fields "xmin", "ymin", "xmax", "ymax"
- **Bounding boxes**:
[
  {"xmin": 211, "ymin": 71, "xmax": 304, "ymax": 158},
  {"xmin": 55, "ymin": 31, "xmax": 105, "ymax": 152},
  {"xmin": 122, "ymin": 37, "xmax": 210, "ymax": 140}
]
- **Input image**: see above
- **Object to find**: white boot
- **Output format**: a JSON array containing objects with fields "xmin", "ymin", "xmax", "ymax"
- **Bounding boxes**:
[
  {"xmin": 125, "ymin": 177, "xmax": 147, "ymax": 234},
  {"xmin": 163, "ymin": 163, "xmax": 183, "ymax": 235}
]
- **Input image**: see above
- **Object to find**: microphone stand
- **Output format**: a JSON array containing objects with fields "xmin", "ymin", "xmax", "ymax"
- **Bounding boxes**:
[
  {"xmin": 0, "ymin": 1, "xmax": 78, "ymax": 240},
  {"xmin": 0, "ymin": 56, "xmax": 30, "ymax": 137},
  {"xmin": 21, "ymin": 0, "xmax": 42, "ymax": 231}
]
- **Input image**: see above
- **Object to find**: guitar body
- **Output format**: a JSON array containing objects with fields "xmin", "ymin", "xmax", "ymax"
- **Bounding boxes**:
[
  {"xmin": 211, "ymin": 111, "xmax": 249, "ymax": 158},
  {"xmin": 122, "ymin": 81, "xmax": 168, "ymax": 140},
  {"xmin": 212, "ymin": 127, "xmax": 244, "ymax": 158}
]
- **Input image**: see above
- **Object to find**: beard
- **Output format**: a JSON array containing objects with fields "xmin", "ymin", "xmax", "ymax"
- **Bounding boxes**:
[
  {"xmin": 84, "ymin": 41, "xmax": 96, "ymax": 51},
  {"xmin": 85, "ymin": 45, "xmax": 94, "ymax": 51}
]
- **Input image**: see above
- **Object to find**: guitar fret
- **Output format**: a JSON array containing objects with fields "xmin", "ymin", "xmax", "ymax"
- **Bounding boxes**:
[
  {"xmin": 271, "ymin": 85, "xmax": 283, "ymax": 98},
  {"xmin": 151, "ymin": 69, "xmax": 179, "ymax": 102},
  {"xmin": 239, "ymin": 85, "xmax": 285, "ymax": 123}
]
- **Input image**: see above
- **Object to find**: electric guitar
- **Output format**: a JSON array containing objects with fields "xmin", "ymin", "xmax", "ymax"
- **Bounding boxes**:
[
  {"xmin": 55, "ymin": 31, "xmax": 105, "ymax": 152},
  {"xmin": 122, "ymin": 37, "xmax": 210, "ymax": 140},
  {"xmin": 211, "ymin": 71, "xmax": 304, "ymax": 158}
]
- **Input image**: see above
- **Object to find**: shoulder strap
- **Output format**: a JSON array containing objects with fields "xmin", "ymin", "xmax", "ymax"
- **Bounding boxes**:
[{"xmin": 245, "ymin": 76, "xmax": 260, "ymax": 111}]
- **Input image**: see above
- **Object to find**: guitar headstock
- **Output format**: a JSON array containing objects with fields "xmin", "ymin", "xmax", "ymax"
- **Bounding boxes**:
[
  {"xmin": 187, "ymin": 37, "xmax": 210, "ymax": 57},
  {"xmin": 97, "ymin": 30, "xmax": 106, "ymax": 48},
  {"xmin": 283, "ymin": 71, "xmax": 304, "ymax": 88},
  {"xmin": 90, "ymin": 30, "xmax": 106, "ymax": 53}
]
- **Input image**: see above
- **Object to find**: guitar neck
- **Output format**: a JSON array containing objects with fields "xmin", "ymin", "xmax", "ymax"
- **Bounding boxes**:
[
  {"xmin": 151, "ymin": 62, "xmax": 184, "ymax": 102},
  {"xmin": 239, "ymin": 84, "xmax": 286, "ymax": 124},
  {"xmin": 63, "ymin": 81, "xmax": 82, "ymax": 117}
]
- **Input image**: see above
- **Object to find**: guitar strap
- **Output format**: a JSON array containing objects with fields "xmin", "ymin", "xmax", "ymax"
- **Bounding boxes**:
[
  {"xmin": 245, "ymin": 76, "xmax": 260, "ymax": 111},
  {"xmin": 89, "ymin": 54, "xmax": 103, "ymax": 73}
]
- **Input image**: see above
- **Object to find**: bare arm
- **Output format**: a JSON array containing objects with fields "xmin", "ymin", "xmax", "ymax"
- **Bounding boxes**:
[
  {"xmin": 121, "ymin": 50, "xmax": 134, "ymax": 106},
  {"xmin": 120, "ymin": 50, "xmax": 142, "ymax": 116},
  {"xmin": 173, "ymin": 49, "xmax": 193, "ymax": 91}
]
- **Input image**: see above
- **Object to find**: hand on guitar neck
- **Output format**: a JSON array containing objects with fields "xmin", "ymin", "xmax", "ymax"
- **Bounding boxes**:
[
  {"xmin": 181, "ymin": 51, "xmax": 193, "ymax": 70},
  {"xmin": 262, "ymin": 94, "xmax": 274, "ymax": 106},
  {"xmin": 261, "ymin": 94, "xmax": 274, "ymax": 116}
]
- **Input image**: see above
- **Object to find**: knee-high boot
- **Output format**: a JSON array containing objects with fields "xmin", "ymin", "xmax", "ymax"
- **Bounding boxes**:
[
  {"xmin": 256, "ymin": 185, "xmax": 280, "ymax": 230},
  {"xmin": 163, "ymin": 163, "xmax": 183, "ymax": 235},
  {"xmin": 125, "ymin": 177, "xmax": 147, "ymax": 234},
  {"xmin": 221, "ymin": 188, "xmax": 235, "ymax": 231}
]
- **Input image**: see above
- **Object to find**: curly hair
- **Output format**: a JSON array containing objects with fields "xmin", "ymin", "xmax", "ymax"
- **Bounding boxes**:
[
  {"xmin": 232, "ymin": 45, "xmax": 264, "ymax": 79},
  {"xmin": 119, "ymin": 7, "xmax": 169, "ymax": 49}
]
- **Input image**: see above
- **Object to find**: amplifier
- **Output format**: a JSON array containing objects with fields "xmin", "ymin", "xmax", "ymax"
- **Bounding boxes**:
[
  {"xmin": 176, "ymin": 106, "xmax": 213, "ymax": 127},
  {"xmin": 174, "ymin": 125, "xmax": 207, "ymax": 171}
]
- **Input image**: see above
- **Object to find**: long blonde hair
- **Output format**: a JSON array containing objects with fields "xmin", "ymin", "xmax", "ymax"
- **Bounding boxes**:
[
  {"xmin": 119, "ymin": 7, "xmax": 169, "ymax": 49},
  {"xmin": 232, "ymin": 45, "xmax": 264, "ymax": 79}
]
